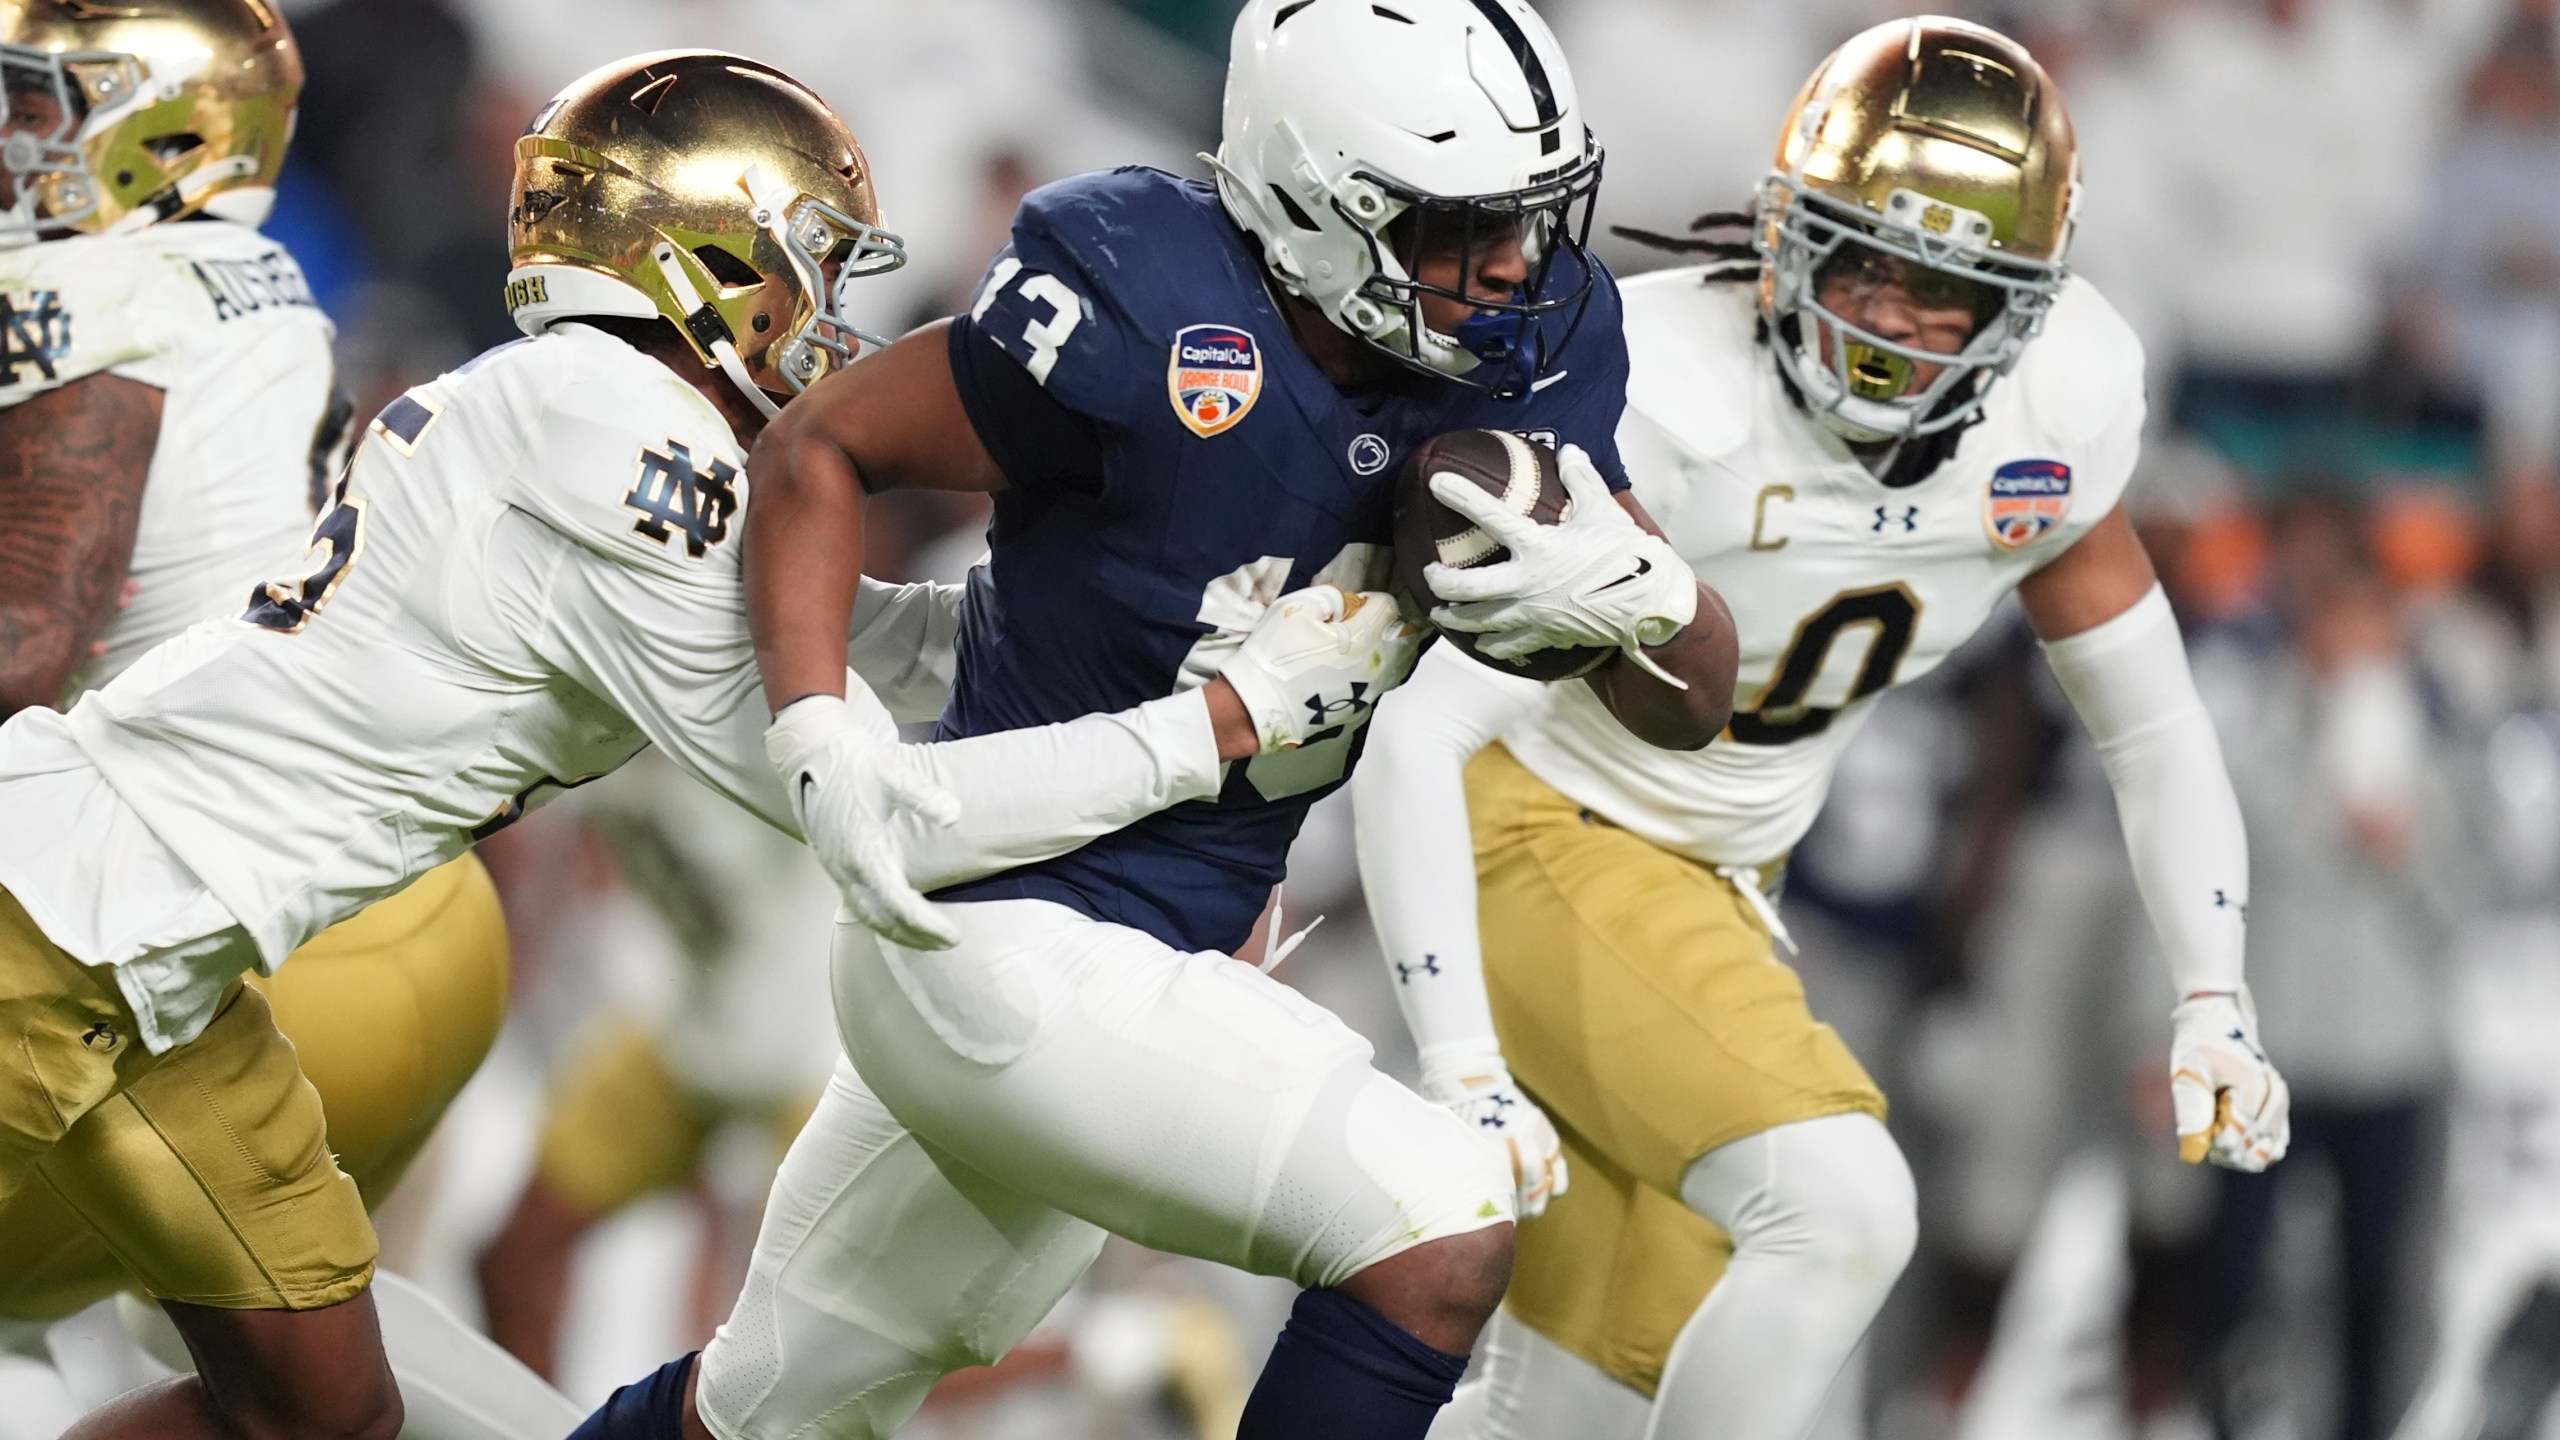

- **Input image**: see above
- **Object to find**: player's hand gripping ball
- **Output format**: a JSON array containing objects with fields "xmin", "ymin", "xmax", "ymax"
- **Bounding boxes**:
[{"xmin": 1394, "ymin": 430, "xmax": 1699, "ymax": 684}]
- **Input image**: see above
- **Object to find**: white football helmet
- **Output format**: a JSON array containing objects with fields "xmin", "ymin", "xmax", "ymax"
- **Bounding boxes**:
[{"xmin": 1209, "ymin": 0, "xmax": 1602, "ymax": 396}]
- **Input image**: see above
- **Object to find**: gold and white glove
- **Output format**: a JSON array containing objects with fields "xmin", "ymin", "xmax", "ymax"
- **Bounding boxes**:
[
  {"xmin": 2171, "ymin": 988, "xmax": 2291, "ymax": 1172},
  {"xmin": 1420, "ymin": 1043, "xmax": 1567, "ymax": 1219},
  {"xmin": 767, "ymin": 692, "xmax": 963, "ymax": 951},
  {"xmin": 1216, "ymin": 585, "xmax": 1428, "ymax": 753},
  {"xmin": 1423, "ymin": 443, "xmax": 1698, "ymax": 685}
]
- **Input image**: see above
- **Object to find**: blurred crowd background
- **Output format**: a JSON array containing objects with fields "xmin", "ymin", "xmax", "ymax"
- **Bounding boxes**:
[{"xmin": 125, "ymin": 0, "xmax": 2560, "ymax": 1437}]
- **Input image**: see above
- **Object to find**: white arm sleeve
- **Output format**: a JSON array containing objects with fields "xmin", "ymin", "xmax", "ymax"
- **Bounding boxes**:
[
  {"xmin": 527, "ymin": 520, "xmax": 1223, "ymax": 885},
  {"xmin": 2039, "ymin": 583, "xmax": 2248, "ymax": 998},
  {"xmin": 1354, "ymin": 643, "xmax": 1547, "ymax": 1066},
  {"xmin": 892, "ymin": 689, "xmax": 1221, "ymax": 890},
  {"xmin": 848, "ymin": 576, "xmax": 963, "ymax": 725}
]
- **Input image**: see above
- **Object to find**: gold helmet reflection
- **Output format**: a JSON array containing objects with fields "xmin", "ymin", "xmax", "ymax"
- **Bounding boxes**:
[
  {"xmin": 505, "ymin": 50, "xmax": 905, "ymax": 419},
  {"xmin": 0, "ymin": 0, "xmax": 301, "ymax": 244},
  {"xmin": 1757, "ymin": 16, "xmax": 2078, "ymax": 441}
]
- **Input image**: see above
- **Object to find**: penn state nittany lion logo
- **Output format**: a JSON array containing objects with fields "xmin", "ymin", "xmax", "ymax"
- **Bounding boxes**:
[
  {"xmin": 1167, "ymin": 323, "xmax": 1261, "ymax": 438},
  {"xmin": 1985, "ymin": 459, "xmax": 2072, "ymax": 549}
]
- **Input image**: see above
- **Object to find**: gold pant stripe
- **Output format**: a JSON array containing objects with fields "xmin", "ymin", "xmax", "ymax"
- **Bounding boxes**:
[
  {"xmin": 1467, "ymin": 743, "xmax": 1886, "ymax": 1395},
  {"xmin": 0, "ymin": 855, "xmax": 506, "ymax": 1318}
]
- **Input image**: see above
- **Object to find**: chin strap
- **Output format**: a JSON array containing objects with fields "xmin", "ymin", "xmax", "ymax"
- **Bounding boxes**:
[{"xmin": 652, "ymin": 241, "xmax": 781, "ymax": 421}]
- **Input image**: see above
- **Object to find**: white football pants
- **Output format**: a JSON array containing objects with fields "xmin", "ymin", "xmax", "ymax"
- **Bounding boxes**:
[
  {"xmin": 698, "ymin": 898, "xmax": 1511, "ymax": 1440},
  {"xmin": 1435, "ymin": 1113, "xmax": 1916, "ymax": 1440}
]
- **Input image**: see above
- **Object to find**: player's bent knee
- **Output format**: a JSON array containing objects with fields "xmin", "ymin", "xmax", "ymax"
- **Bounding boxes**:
[
  {"xmin": 1683, "ymin": 1113, "xmax": 1917, "ymax": 1288},
  {"xmin": 1339, "ymin": 1222, "xmax": 1515, "ymax": 1355}
]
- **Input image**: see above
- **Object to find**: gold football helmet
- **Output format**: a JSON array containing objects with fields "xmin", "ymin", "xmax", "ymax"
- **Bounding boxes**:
[
  {"xmin": 1758, "ymin": 16, "xmax": 2078, "ymax": 441},
  {"xmin": 506, "ymin": 50, "xmax": 904, "ymax": 419},
  {"xmin": 0, "ymin": 0, "xmax": 300, "ymax": 245}
]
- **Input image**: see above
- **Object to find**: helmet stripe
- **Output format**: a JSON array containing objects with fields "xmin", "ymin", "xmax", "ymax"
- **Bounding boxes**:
[{"xmin": 1462, "ymin": 0, "xmax": 1559, "ymax": 133}]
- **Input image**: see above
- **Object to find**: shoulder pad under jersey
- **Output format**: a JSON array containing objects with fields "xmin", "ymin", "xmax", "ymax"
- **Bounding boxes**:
[
  {"xmin": 2011, "ymin": 276, "xmax": 2146, "ymax": 453},
  {"xmin": 483, "ymin": 326, "xmax": 752, "ymax": 581},
  {"xmin": 1620, "ymin": 267, "xmax": 1764, "ymax": 463}
]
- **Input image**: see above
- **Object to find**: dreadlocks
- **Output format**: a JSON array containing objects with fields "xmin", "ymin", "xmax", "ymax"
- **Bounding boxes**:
[{"xmin": 1609, "ymin": 208, "xmax": 1759, "ymax": 284}]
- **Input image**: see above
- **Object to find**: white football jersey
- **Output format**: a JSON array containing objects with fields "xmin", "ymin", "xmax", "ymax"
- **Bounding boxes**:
[
  {"xmin": 0, "ymin": 326, "xmax": 948, "ymax": 1045},
  {"xmin": 0, "ymin": 221, "xmax": 335, "ymax": 697},
  {"xmin": 1500, "ymin": 268, "xmax": 2146, "ymax": 867},
  {"xmin": 0, "ymin": 320, "xmax": 1223, "ymax": 1052}
]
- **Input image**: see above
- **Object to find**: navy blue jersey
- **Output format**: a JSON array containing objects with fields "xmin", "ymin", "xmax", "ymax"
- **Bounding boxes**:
[{"xmin": 934, "ymin": 167, "xmax": 1629, "ymax": 954}]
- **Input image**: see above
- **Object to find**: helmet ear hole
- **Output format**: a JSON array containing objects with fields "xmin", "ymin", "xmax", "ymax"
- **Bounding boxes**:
[
  {"xmin": 692, "ymin": 243, "xmax": 762, "ymax": 291},
  {"xmin": 1267, "ymin": 184, "xmax": 1322, "ymax": 233}
]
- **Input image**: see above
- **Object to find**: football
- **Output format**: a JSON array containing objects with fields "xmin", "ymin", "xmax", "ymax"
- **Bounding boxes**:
[{"xmin": 1392, "ymin": 428, "xmax": 1615, "ymax": 681}]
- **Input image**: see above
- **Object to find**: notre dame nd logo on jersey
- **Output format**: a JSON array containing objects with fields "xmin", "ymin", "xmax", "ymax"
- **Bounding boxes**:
[
  {"xmin": 0, "ymin": 288, "xmax": 73, "ymax": 385},
  {"xmin": 624, "ymin": 441, "xmax": 741, "ymax": 558}
]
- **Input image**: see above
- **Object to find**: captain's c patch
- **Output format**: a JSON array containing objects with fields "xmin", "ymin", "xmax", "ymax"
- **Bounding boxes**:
[{"xmin": 1167, "ymin": 323, "xmax": 1261, "ymax": 438}]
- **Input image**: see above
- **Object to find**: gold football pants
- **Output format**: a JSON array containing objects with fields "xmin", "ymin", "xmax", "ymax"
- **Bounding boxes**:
[
  {"xmin": 533, "ymin": 1015, "xmax": 817, "ymax": 1218},
  {"xmin": 1468, "ymin": 742, "xmax": 1886, "ymax": 1396},
  {"xmin": 0, "ymin": 854, "xmax": 507, "ymax": 1319}
]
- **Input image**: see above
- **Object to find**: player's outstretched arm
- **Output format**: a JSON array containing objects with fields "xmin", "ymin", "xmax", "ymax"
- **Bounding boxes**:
[
  {"xmin": 877, "ymin": 584, "xmax": 1419, "ymax": 887},
  {"xmin": 2021, "ymin": 507, "xmax": 2288, "ymax": 1173},
  {"xmin": 744, "ymin": 318, "xmax": 1003, "ymax": 714},
  {"xmin": 0, "ymin": 375, "xmax": 161, "ymax": 718},
  {"xmin": 1353, "ymin": 645, "xmax": 1569, "ymax": 1217}
]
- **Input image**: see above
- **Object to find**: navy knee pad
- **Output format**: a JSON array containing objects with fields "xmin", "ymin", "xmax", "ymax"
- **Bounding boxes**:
[
  {"xmin": 1237, "ymin": 1287, "xmax": 1471, "ymax": 1439},
  {"xmin": 567, "ymin": 1352, "xmax": 698, "ymax": 1440}
]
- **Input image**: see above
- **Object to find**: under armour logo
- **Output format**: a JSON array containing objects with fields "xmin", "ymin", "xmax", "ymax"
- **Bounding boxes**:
[
  {"xmin": 1394, "ymin": 954, "xmax": 1443, "ymax": 984},
  {"xmin": 79, "ymin": 1021, "xmax": 118, "ymax": 1053},
  {"xmin": 2214, "ymin": 889, "xmax": 2250, "ymax": 921},
  {"xmin": 1475, "ymin": 1093, "xmax": 1516, "ymax": 1130},
  {"xmin": 1303, "ymin": 682, "xmax": 1373, "ymax": 728},
  {"xmin": 1873, "ymin": 505, "xmax": 1919, "ymax": 534}
]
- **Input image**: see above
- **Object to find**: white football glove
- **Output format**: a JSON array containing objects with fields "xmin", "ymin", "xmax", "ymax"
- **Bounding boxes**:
[
  {"xmin": 1423, "ymin": 443, "xmax": 1699, "ymax": 687},
  {"xmin": 1216, "ymin": 585, "xmax": 1428, "ymax": 752},
  {"xmin": 1420, "ymin": 1043, "xmax": 1567, "ymax": 1219},
  {"xmin": 766, "ymin": 692, "xmax": 963, "ymax": 951},
  {"xmin": 2170, "ymin": 989, "xmax": 2291, "ymax": 1172}
]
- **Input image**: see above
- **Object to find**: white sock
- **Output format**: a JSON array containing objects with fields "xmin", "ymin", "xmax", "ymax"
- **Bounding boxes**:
[{"xmin": 1643, "ymin": 1113, "xmax": 1917, "ymax": 1440}]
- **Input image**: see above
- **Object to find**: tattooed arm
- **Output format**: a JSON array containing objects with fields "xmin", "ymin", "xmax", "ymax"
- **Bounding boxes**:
[{"xmin": 0, "ymin": 374, "xmax": 162, "ymax": 718}]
